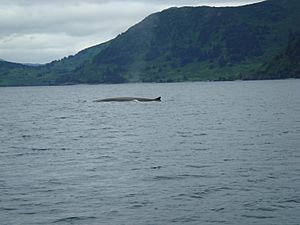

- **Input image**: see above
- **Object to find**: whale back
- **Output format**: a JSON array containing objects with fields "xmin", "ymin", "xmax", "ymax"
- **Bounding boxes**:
[{"xmin": 94, "ymin": 96, "xmax": 161, "ymax": 102}]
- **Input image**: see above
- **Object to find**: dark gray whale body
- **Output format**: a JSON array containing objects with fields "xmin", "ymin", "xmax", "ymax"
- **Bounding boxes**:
[{"xmin": 94, "ymin": 96, "xmax": 161, "ymax": 102}]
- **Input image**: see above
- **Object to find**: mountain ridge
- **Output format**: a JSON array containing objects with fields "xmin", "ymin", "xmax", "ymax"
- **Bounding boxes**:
[{"xmin": 0, "ymin": 0, "xmax": 299, "ymax": 86}]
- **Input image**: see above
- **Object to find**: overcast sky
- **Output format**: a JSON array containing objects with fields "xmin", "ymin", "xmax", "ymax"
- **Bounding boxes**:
[{"xmin": 0, "ymin": 0, "xmax": 264, "ymax": 64}]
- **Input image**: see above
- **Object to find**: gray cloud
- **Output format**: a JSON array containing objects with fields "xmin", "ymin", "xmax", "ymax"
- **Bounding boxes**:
[{"xmin": 0, "ymin": 0, "xmax": 263, "ymax": 63}]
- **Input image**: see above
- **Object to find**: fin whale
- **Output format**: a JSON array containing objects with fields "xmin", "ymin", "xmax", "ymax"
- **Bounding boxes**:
[{"xmin": 93, "ymin": 96, "xmax": 161, "ymax": 102}]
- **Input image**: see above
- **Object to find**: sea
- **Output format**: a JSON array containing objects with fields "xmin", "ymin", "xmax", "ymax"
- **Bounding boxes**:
[{"xmin": 0, "ymin": 80, "xmax": 300, "ymax": 225}]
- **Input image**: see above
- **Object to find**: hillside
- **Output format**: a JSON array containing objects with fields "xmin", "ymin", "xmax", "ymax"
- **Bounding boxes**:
[
  {"xmin": 250, "ymin": 32, "xmax": 300, "ymax": 79},
  {"xmin": 0, "ymin": 41, "xmax": 110, "ymax": 86},
  {"xmin": 0, "ymin": 61, "xmax": 34, "ymax": 86},
  {"xmin": 0, "ymin": 0, "xmax": 299, "ymax": 86},
  {"xmin": 74, "ymin": 0, "xmax": 300, "ymax": 83}
]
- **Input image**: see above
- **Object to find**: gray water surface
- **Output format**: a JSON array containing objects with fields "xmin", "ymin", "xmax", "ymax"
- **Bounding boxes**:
[{"xmin": 1, "ymin": 80, "xmax": 300, "ymax": 225}]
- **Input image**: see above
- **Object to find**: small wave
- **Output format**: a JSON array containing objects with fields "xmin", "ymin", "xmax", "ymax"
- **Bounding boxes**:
[
  {"xmin": 211, "ymin": 207, "xmax": 225, "ymax": 212},
  {"xmin": 176, "ymin": 131, "xmax": 193, "ymax": 138},
  {"xmin": 94, "ymin": 155, "xmax": 116, "ymax": 160},
  {"xmin": 55, "ymin": 116, "xmax": 68, "ymax": 120},
  {"xmin": 150, "ymin": 166, "xmax": 162, "ymax": 170},
  {"xmin": 127, "ymin": 200, "xmax": 149, "ymax": 209},
  {"xmin": 279, "ymin": 198, "xmax": 300, "ymax": 204},
  {"xmin": 122, "ymin": 193, "xmax": 138, "ymax": 198},
  {"xmin": 32, "ymin": 147, "xmax": 51, "ymax": 151},
  {"xmin": 128, "ymin": 204, "xmax": 144, "ymax": 209},
  {"xmin": 19, "ymin": 202, "xmax": 46, "ymax": 207},
  {"xmin": 171, "ymin": 217, "xmax": 199, "ymax": 223},
  {"xmin": 0, "ymin": 207, "xmax": 17, "ymax": 211},
  {"xmin": 242, "ymin": 214, "xmax": 275, "ymax": 219},
  {"xmin": 21, "ymin": 134, "xmax": 32, "ymax": 138},
  {"xmin": 153, "ymin": 175, "xmax": 181, "ymax": 181},
  {"xmin": 37, "ymin": 188, "xmax": 57, "ymax": 193},
  {"xmin": 185, "ymin": 164, "xmax": 212, "ymax": 169},
  {"xmin": 190, "ymin": 186, "xmax": 232, "ymax": 199},
  {"xmin": 151, "ymin": 173, "xmax": 215, "ymax": 181},
  {"xmin": 223, "ymin": 158, "xmax": 234, "ymax": 162},
  {"xmin": 179, "ymin": 174, "xmax": 214, "ymax": 179},
  {"xmin": 247, "ymin": 178, "xmax": 266, "ymax": 183},
  {"xmin": 153, "ymin": 174, "xmax": 210, "ymax": 181},
  {"xmin": 204, "ymin": 219, "xmax": 227, "ymax": 223},
  {"xmin": 102, "ymin": 127, "xmax": 113, "ymax": 130},
  {"xmin": 189, "ymin": 193, "xmax": 204, "ymax": 199},
  {"xmin": 123, "ymin": 133, "xmax": 139, "ymax": 137},
  {"xmin": 47, "ymin": 179, "xmax": 65, "ymax": 185},
  {"xmin": 242, "ymin": 143, "xmax": 255, "ymax": 146},
  {"xmin": 194, "ymin": 133, "xmax": 208, "ymax": 136},
  {"xmin": 53, "ymin": 216, "xmax": 97, "ymax": 223},
  {"xmin": 128, "ymin": 150, "xmax": 141, "ymax": 154},
  {"xmin": 11, "ymin": 152, "xmax": 38, "ymax": 157},
  {"xmin": 192, "ymin": 148, "xmax": 210, "ymax": 151},
  {"xmin": 256, "ymin": 207, "xmax": 277, "ymax": 212},
  {"xmin": 103, "ymin": 135, "xmax": 117, "ymax": 139},
  {"xmin": 19, "ymin": 211, "xmax": 37, "ymax": 215}
]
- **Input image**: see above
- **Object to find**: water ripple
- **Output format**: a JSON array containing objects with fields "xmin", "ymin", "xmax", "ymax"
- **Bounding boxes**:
[
  {"xmin": 1, "ymin": 81, "xmax": 299, "ymax": 225},
  {"xmin": 53, "ymin": 216, "xmax": 97, "ymax": 224}
]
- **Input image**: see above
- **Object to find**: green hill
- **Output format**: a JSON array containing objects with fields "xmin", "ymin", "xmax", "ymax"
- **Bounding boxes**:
[
  {"xmin": 0, "ymin": 61, "xmax": 35, "ymax": 86},
  {"xmin": 0, "ymin": 0, "xmax": 299, "ymax": 86},
  {"xmin": 249, "ymin": 32, "xmax": 300, "ymax": 79},
  {"xmin": 0, "ymin": 41, "xmax": 110, "ymax": 86}
]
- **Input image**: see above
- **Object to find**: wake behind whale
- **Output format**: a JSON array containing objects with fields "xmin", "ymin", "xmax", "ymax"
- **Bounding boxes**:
[{"xmin": 93, "ymin": 96, "xmax": 161, "ymax": 102}]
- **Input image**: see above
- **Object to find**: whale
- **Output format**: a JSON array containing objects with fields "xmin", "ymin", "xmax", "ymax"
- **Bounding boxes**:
[{"xmin": 93, "ymin": 96, "xmax": 161, "ymax": 102}]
